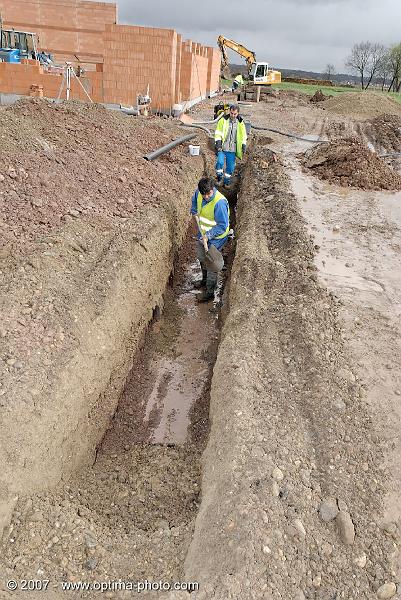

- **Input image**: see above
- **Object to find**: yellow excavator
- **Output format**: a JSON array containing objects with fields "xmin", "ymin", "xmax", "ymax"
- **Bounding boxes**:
[{"xmin": 217, "ymin": 35, "xmax": 281, "ymax": 85}]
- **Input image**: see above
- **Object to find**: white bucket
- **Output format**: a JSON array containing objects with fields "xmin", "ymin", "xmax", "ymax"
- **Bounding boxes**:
[
  {"xmin": 189, "ymin": 144, "xmax": 200, "ymax": 156},
  {"xmin": 172, "ymin": 103, "xmax": 183, "ymax": 117}
]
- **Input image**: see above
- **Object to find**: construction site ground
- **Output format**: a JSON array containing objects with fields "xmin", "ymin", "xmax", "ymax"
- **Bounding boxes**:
[{"xmin": 0, "ymin": 89, "xmax": 401, "ymax": 600}]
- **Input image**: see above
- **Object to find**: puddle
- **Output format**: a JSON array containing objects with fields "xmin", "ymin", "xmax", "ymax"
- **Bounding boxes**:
[
  {"xmin": 288, "ymin": 155, "xmax": 401, "ymax": 549},
  {"xmin": 144, "ymin": 262, "xmax": 218, "ymax": 444},
  {"xmin": 99, "ymin": 251, "xmax": 223, "ymax": 455},
  {"xmin": 287, "ymin": 158, "xmax": 401, "ymax": 315}
]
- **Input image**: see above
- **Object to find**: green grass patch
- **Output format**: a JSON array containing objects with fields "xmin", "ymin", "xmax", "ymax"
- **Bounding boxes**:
[
  {"xmin": 219, "ymin": 77, "xmax": 401, "ymax": 105},
  {"xmin": 274, "ymin": 81, "xmax": 401, "ymax": 105}
]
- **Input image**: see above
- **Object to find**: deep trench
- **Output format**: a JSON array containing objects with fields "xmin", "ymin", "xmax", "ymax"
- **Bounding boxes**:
[
  {"xmin": 100, "ymin": 181, "xmax": 238, "ymax": 451},
  {"xmin": 91, "ymin": 179, "xmax": 240, "ymax": 573},
  {"xmin": 0, "ymin": 177, "xmax": 241, "ymax": 592}
]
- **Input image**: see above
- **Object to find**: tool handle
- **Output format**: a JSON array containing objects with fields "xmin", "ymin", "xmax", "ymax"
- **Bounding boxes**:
[{"xmin": 194, "ymin": 215, "xmax": 209, "ymax": 253}]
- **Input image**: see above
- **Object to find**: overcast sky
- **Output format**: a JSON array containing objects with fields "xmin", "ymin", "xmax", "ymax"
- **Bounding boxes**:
[{"xmin": 107, "ymin": 0, "xmax": 401, "ymax": 72}]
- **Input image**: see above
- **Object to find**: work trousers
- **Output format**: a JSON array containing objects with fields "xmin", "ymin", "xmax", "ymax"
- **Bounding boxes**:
[
  {"xmin": 196, "ymin": 241, "xmax": 224, "ymax": 292},
  {"xmin": 215, "ymin": 150, "xmax": 236, "ymax": 185}
]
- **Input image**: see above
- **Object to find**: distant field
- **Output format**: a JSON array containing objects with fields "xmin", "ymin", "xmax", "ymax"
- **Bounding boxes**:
[
  {"xmin": 220, "ymin": 78, "xmax": 401, "ymax": 105},
  {"xmin": 275, "ymin": 81, "xmax": 401, "ymax": 105}
]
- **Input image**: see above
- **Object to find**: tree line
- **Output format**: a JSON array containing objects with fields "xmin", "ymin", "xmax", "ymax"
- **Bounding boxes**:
[{"xmin": 345, "ymin": 42, "xmax": 401, "ymax": 91}]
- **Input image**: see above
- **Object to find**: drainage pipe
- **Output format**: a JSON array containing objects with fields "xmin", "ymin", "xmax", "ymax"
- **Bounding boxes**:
[
  {"xmin": 180, "ymin": 115, "xmax": 327, "ymax": 143},
  {"xmin": 251, "ymin": 124, "xmax": 329, "ymax": 143},
  {"xmin": 120, "ymin": 107, "xmax": 139, "ymax": 116},
  {"xmin": 379, "ymin": 152, "xmax": 401, "ymax": 158},
  {"xmin": 179, "ymin": 123, "xmax": 213, "ymax": 137},
  {"xmin": 144, "ymin": 133, "xmax": 197, "ymax": 161}
]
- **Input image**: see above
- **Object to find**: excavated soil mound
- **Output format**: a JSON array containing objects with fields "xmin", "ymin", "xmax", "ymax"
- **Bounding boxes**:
[
  {"xmin": 303, "ymin": 137, "xmax": 401, "ymax": 190},
  {"xmin": 322, "ymin": 91, "xmax": 401, "ymax": 120},
  {"xmin": 0, "ymin": 98, "xmax": 193, "ymax": 261},
  {"xmin": 363, "ymin": 113, "xmax": 401, "ymax": 152},
  {"xmin": 310, "ymin": 89, "xmax": 327, "ymax": 103}
]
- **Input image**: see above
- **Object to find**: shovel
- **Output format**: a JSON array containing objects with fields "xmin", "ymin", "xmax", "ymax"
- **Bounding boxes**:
[{"xmin": 194, "ymin": 215, "xmax": 224, "ymax": 273}]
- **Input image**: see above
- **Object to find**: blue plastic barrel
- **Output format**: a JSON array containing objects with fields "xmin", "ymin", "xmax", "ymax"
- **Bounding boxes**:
[{"xmin": 0, "ymin": 49, "xmax": 21, "ymax": 63}]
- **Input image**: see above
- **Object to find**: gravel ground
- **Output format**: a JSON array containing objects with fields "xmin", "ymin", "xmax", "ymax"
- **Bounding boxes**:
[
  {"xmin": 1, "ymin": 91, "xmax": 401, "ymax": 600},
  {"xmin": 185, "ymin": 143, "xmax": 399, "ymax": 600}
]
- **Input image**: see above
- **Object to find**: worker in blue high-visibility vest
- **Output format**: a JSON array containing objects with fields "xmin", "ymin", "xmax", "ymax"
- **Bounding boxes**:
[
  {"xmin": 190, "ymin": 177, "xmax": 230, "ymax": 302},
  {"xmin": 214, "ymin": 103, "xmax": 247, "ymax": 187}
]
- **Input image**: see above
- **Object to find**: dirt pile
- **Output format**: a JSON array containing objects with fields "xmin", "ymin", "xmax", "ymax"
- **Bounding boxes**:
[
  {"xmin": 0, "ymin": 98, "xmax": 196, "ymax": 262},
  {"xmin": 277, "ymin": 89, "xmax": 310, "ymax": 106},
  {"xmin": 310, "ymin": 89, "xmax": 327, "ymax": 103},
  {"xmin": 363, "ymin": 113, "xmax": 401, "ymax": 153},
  {"xmin": 322, "ymin": 91, "xmax": 401, "ymax": 120},
  {"xmin": 303, "ymin": 137, "xmax": 401, "ymax": 190}
]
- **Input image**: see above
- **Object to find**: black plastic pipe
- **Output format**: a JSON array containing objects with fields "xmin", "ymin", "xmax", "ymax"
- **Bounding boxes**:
[
  {"xmin": 144, "ymin": 133, "xmax": 197, "ymax": 161},
  {"xmin": 251, "ymin": 124, "xmax": 328, "ymax": 143}
]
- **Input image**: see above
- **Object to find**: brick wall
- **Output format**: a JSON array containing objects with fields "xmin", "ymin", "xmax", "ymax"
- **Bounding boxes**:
[
  {"xmin": 0, "ymin": 60, "xmax": 103, "ymax": 101},
  {"xmin": 206, "ymin": 47, "xmax": 221, "ymax": 95},
  {"xmin": 0, "ymin": 0, "xmax": 116, "ymax": 61},
  {"xmin": 180, "ymin": 40, "xmax": 212, "ymax": 103},
  {"xmin": 0, "ymin": 0, "xmax": 220, "ymax": 109},
  {"xmin": 103, "ymin": 24, "xmax": 177, "ymax": 109}
]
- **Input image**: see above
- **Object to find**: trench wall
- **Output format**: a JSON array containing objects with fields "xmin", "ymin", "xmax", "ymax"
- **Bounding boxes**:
[
  {"xmin": 183, "ymin": 144, "xmax": 394, "ymax": 599},
  {"xmin": 0, "ymin": 162, "xmax": 203, "ymax": 535}
]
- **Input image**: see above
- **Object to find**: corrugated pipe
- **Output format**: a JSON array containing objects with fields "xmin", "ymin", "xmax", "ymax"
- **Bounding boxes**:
[{"xmin": 144, "ymin": 133, "xmax": 197, "ymax": 161}]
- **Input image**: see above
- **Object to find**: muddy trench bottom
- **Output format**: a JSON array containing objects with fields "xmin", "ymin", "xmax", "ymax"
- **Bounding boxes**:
[{"xmin": 0, "ymin": 218, "xmax": 236, "ymax": 592}]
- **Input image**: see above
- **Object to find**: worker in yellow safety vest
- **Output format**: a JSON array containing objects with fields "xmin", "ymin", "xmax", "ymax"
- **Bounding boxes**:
[
  {"xmin": 190, "ymin": 177, "xmax": 230, "ymax": 302},
  {"xmin": 232, "ymin": 73, "xmax": 244, "ymax": 92},
  {"xmin": 214, "ymin": 103, "xmax": 247, "ymax": 187}
]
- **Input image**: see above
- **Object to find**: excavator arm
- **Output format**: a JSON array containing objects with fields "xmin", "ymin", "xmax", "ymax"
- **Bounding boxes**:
[{"xmin": 217, "ymin": 35, "xmax": 256, "ymax": 75}]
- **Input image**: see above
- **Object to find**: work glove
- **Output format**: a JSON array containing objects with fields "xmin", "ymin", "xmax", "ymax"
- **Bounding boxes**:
[
  {"xmin": 215, "ymin": 140, "xmax": 222, "ymax": 155},
  {"xmin": 242, "ymin": 144, "xmax": 246, "ymax": 155}
]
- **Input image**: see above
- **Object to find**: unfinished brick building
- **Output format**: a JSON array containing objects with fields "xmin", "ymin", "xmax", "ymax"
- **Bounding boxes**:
[{"xmin": 0, "ymin": 0, "xmax": 221, "ymax": 110}]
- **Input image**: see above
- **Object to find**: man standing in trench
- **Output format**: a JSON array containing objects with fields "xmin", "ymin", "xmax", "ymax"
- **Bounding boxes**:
[
  {"xmin": 214, "ymin": 103, "xmax": 247, "ymax": 187},
  {"xmin": 190, "ymin": 177, "xmax": 230, "ymax": 302}
]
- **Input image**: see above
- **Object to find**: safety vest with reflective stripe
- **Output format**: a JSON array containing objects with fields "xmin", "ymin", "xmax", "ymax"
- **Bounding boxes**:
[
  {"xmin": 214, "ymin": 115, "xmax": 247, "ymax": 159},
  {"xmin": 197, "ymin": 190, "xmax": 230, "ymax": 239}
]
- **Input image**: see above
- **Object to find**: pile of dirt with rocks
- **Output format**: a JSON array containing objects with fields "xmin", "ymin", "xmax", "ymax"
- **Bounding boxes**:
[
  {"xmin": 0, "ymin": 98, "xmax": 195, "ymax": 262},
  {"xmin": 310, "ymin": 89, "xmax": 327, "ymax": 103},
  {"xmin": 302, "ymin": 137, "xmax": 401, "ymax": 190},
  {"xmin": 322, "ymin": 91, "xmax": 401, "ymax": 120},
  {"xmin": 277, "ymin": 89, "xmax": 310, "ymax": 106},
  {"xmin": 362, "ymin": 113, "xmax": 401, "ymax": 153}
]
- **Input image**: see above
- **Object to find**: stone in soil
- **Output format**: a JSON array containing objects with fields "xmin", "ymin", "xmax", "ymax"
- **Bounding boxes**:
[
  {"xmin": 376, "ymin": 582, "xmax": 397, "ymax": 599},
  {"xmin": 336, "ymin": 510, "xmax": 355, "ymax": 545},
  {"xmin": 319, "ymin": 498, "xmax": 339, "ymax": 522}
]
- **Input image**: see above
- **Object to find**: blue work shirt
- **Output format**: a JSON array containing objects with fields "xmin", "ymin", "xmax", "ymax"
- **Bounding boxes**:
[{"xmin": 190, "ymin": 188, "xmax": 229, "ymax": 250}]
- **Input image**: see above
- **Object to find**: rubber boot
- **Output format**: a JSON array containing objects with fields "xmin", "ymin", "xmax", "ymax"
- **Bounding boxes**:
[
  {"xmin": 197, "ymin": 271, "xmax": 217, "ymax": 303},
  {"xmin": 193, "ymin": 269, "xmax": 207, "ymax": 289}
]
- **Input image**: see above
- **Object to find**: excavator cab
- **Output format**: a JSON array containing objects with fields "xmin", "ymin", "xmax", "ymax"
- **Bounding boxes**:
[{"xmin": 250, "ymin": 62, "xmax": 281, "ymax": 85}]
